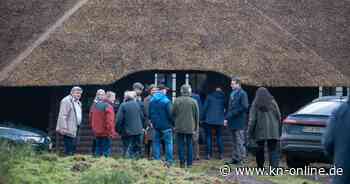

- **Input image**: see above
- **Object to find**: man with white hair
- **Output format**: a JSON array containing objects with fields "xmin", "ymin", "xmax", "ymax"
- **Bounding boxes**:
[
  {"xmin": 90, "ymin": 91, "xmax": 117, "ymax": 157},
  {"xmin": 56, "ymin": 86, "xmax": 83, "ymax": 156},
  {"xmin": 116, "ymin": 91, "xmax": 145, "ymax": 158},
  {"xmin": 89, "ymin": 89, "xmax": 106, "ymax": 154},
  {"xmin": 94, "ymin": 89, "xmax": 106, "ymax": 103}
]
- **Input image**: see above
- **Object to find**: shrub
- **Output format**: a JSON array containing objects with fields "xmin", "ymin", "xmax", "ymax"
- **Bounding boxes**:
[{"xmin": 0, "ymin": 139, "xmax": 35, "ymax": 178}]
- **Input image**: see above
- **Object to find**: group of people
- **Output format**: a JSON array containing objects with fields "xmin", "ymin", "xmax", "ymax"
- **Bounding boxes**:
[
  {"xmin": 116, "ymin": 83, "xmax": 200, "ymax": 168},
  {"xmin": 55, "ymin": 77, "xmax": 285, "ymax": 169},
  {"xmin": 53, "ymin": 73, "xmax": 350, "ymax": 182}
]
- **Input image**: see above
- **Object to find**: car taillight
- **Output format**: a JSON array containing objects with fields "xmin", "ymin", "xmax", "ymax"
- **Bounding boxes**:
[
  {"xmin": 283, "ymin": 118, "xmax": 326, "ymax": 127},
  {"xmin": 283, "ymin": 118, "xmax": 297, "ymax": 124}
]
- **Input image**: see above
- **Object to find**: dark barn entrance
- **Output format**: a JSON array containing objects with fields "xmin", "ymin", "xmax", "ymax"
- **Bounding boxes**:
[
  {"xmin": 48, "ymin": 70, "xmax": 318, "ymax": 156},
  {"xmin": 0, "ymin": 70, "xmax": 318, "ymax": 156},
  {"xmin": 112, "ymin": 70, "xmax": 234, "ymax": 103},
  {"xmin": 0, "ymin": 87, "xmax": 52, "ymax": 131},
  {"xmin": 112, "ymin": 70, "xmax": 318, "ymax": 118}
]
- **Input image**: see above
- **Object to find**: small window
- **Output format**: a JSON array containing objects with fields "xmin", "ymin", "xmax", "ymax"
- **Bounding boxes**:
[{"xmin": 322, "ymin": 87, "xmax": 336, "ymax": 96}]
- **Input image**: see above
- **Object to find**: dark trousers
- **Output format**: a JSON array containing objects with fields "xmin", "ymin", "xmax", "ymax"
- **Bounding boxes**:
[
  {"xmin": 122, "ymin": 134, "xmax": 143, "ymax": 159},
  {"xmin": 145, "ymin": 140, "xmax": 166, "ymax": 159},
  {"xmin": 204, "ymin": 124, "xmax": 223, "ymax": 156},
  {"xmin": 231, "ymin": 129, "xmax": 246, "ymax": 162},
  {"xmin": 193, "ymin": 140, "xmax": 200, "ymax": 159},
  {"xmin": 63, "ymin": 135, "xmax": 76, "ymax": 156},
  {"xmin": 95, "ymin": 137, "xmax": 112, "ymax": 157},
  {"xmin": 92, "ymin": 138, "xmax": 96, "ymax": 155},
  {"xmin": 145, "ymin": 140, "xmax": 152, "ymax": 158},
  {"xmin": 177, "ymin": 133, "xmax": 193, "ymax": 166},
  {"xmin": 256, "ymin": 139, "xmax": 279, "ymax": 168},
  {"xmin": 153, "ymin": 129, "xmax": 174, "ymax": 164}
]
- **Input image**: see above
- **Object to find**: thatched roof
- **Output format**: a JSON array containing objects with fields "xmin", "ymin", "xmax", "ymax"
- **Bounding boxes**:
[
  {"xmin": 0, "ymin": 0, "xmax": 79, "ymax": 71},
  {"xmin": 249, "ymin": 0, "xmax": 350, "ymax": 82},
  {"xmin": 0, "ymin": 0, "xmax": 348, "ymax": 87}
]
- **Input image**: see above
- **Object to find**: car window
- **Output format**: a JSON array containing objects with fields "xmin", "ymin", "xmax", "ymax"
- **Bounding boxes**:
[{"xmin": 296, "ymin": 101, "xmax": 342, "ymax": 116}]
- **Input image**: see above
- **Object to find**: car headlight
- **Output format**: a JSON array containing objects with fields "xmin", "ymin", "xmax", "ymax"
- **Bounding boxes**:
[
  {"xmin": 46, "ymin": 136, "xmax": 51, "ymax": 142},
  {"xmin": 21, "ymin": 136, "xmax": 45, "ymax": 144}
]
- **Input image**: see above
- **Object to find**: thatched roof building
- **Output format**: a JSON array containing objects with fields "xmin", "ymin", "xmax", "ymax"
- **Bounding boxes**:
[{"xmin": 0, "ymin": 0, "xmax": 349, "ymax": 87}]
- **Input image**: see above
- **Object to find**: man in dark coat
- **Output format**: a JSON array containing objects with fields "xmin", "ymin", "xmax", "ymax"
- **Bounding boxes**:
[
  {"xmin": 132, "ymin": 82, "xmax": 145, "ymax": 155},
  {"xmin": 202, "ymin": 87, "xmax": 225, "ymax": 160},
  {"xmin": 323, "ymin": 97, "xmax": 350, "ymax": 184},
  {"xmin": 116, "ymin": 91, "xmax": 145, "ymax": 158},
  {"xmin": 143, "ymin": 84, "xmax": 158, "ymax": 158},
  {"xmin": 149, "ymin": 84, "xmax": 174, "ymax": 166},
  {"xmin": 133, "ymin": 82, "xmax": 145, "ymax": 103},
  {"xmin": 173, "ymin": 84, "xmax": 199, "ymax": 168},
  {"xmin": 225, "ymin": 77, "xmax": 249, "ymax": 164}
]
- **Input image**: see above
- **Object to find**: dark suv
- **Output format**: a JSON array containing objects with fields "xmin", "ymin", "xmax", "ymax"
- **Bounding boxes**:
[{"xmin": 281, "ymin": 96, "xmax": 347, "ymax": 168}]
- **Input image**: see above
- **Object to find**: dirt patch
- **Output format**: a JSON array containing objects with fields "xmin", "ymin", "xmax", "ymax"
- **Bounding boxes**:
[
  {"xmin": 302, "ymin": 174, "xmax": 331, "ymax": 184},
  {"xmin": 73, "ymin": 155, "xmax": 87, "ymax": 162},
  {"xmin": 40, "ymin": 154, "xmax": 59, "ymax": 162},
  {"xmin": 71, "ymin": 162, "xmax": 91, "ymax": 172},
  {"xmin": 0, "ymin": 176, "xmax": 7, "ymax": 184}
]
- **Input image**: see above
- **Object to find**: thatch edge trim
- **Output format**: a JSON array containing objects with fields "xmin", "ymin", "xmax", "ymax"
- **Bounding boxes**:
[{"xmin": 0, "ymin": 68, "xmax": 344, "ymax": 88}]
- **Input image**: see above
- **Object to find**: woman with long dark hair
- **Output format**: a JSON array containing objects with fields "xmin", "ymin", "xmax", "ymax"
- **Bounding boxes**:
[{"xmin": 248, "ymin": 87, "xmax": 281, "ymax": 168}]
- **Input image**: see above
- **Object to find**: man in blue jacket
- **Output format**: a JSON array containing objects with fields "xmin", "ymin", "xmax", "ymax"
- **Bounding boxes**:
[
  {"xmin": 323, "ymin": 97, "xmax": 350, "ymax": 184},
  {"xmin": 225, "ymin": 77, "xmax": 249, "ymax": 165},
  {"xmin": 149, "ymin": 84, "xmax": 174, "ymax": 166}
]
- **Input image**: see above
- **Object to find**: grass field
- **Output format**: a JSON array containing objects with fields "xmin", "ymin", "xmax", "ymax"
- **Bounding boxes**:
[{"xmin": 0, "ymin": 140, "xmax": 325, "ymax": 184}]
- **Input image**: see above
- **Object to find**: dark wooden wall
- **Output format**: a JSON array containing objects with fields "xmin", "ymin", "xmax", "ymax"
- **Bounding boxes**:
[{"xmin": 0, "ymin": 71, "xmax": 319, "ymax": 156}]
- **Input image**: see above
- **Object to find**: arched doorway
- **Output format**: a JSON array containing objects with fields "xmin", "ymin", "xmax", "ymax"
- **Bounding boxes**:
[
  {"xmin": 110, "ymin": 69, "xmax": 316, "ymax": 117},
  {"xmin": 111, "ymin": 70, "xmax": 256, "ymax": 105}
]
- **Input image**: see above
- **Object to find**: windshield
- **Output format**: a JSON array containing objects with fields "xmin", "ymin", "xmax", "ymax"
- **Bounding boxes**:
[{"xmin": 296, "ymin": 101, "xmax": 342, "ymax": 116}]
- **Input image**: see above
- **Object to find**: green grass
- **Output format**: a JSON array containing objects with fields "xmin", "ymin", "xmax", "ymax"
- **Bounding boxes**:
[
  {"xmin": 0, "ymin": 140, "xmax": 325, "ymax": 184},
  {"xmin": 0, "ymin": 140, "xmax": 228, "ymax": 184}
]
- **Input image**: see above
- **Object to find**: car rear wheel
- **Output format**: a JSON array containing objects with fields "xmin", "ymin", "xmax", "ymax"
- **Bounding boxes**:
[{"xmin": 286, "ymin": 153, "xmax": 309, "ymax": 168}]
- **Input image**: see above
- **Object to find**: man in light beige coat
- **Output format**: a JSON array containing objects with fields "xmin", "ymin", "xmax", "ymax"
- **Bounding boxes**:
[{"xmin": 56, "ymin": 86, "xmax": 83, "ymax": 155}]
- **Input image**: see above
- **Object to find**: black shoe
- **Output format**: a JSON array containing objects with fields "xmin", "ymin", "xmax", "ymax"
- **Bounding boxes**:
[{"xmin": 180, "ymin": 162, "xmax": 185, "ymax": 168}]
